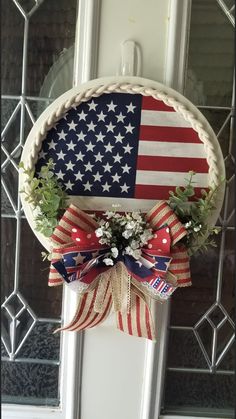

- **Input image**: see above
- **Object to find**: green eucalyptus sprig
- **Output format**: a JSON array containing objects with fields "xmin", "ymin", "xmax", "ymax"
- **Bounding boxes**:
[
  {"xmin": 167, "ymin": 171, "xmax": 221, "ymax": 255},
  {"xmin": 19, "ymin": 159, "xmax": 68, "ymax": 237}
]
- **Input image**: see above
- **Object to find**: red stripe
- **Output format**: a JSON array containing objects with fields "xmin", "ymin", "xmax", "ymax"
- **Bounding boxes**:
[
  {"xmin": 50, "ymin": 233, "xmax": 65, "ymax": 244},
  {"xmin": 127, "ymin": 311, "xmax": 133, "ymax": 335},
  {"xmin": 136, "ymin": 296, "xmax": 142, "ymax": 337},
  {"xmin": 146, "ymin": 201, "xmax": 167, "ymax": 223},
  {"xmin": 145, "ymin": 306, "xmax": 153, "ymax": 340},
  {"xmin": 118, "ymin": 312, "xmax": 124, "ymax": 331},
  {"xmin": 137, "ymin": 156, "xmax": 209, "ymax": 173},
  {"xmin": 68, "ymin": 207, "xmax": 97, "ymax": 230},
  {"xmin": 63, "ymin": 293, "xmax": 88, "ymax": 331},
  {"xmin": 171, "ymin": 268, "xmax": 190, "ymax": 274},
  {"xmin": 55, "ymin": 224, "xmax": 71, "ymax": 237},
  {"xmin": 89, "ymin": 295, "xmax": 112, "ymax": 329},
  {"xmin": 139, "ymin": 126, "xmax": 202, "ymax": 143},
  {"xmin": 135, "ymin": 185, "xmax": 206, "ymax": 200},
  {"xmin": 62, "ymin": 215, "xmax": 80, "ymax": 229},
  {"xmin": 177, "ymin": 278, "xmax": 192, "ymax": 285},
  {"xmin": 70, "ymin": 290, "xmax": 97, "ymax": 330},
  {"xmin": 48, "ymin": 278, "xmax": 63, "ymax": 284},
  {"xmin": 171, "ymin": 258, "xmax": 189, "ymax": 264},
  {"xmin": 142, "ymin": 96, "xmax": 175, "ymax": 112}
]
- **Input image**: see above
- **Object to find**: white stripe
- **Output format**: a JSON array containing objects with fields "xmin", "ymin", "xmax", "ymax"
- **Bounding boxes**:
[
  {"xmin": 68, "ymin": 196, "xmax": 159, "ymax": 212},
  {"xmin": 141, "ymin": 110, "xmax": 192, "ymax": 128},
  {"xmin": 136, "ymin": 171, "xmax": 209, "ymax": 187},
  {"xmin": 138, "ymin": 141, "xmax": 206, "ymax": 158},
  {"xmin": 68, "ymin": 196, "xmax": 194, "ymax": 213}
]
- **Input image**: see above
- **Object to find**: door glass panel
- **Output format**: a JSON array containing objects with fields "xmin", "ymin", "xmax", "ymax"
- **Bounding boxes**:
[
  {"xmin": 1, "ymin": 0, "xmax": 77, "ymax": 406},
  {"xmin": 162, "ymin": 0, "xmax": 235, "ymax": 417}
]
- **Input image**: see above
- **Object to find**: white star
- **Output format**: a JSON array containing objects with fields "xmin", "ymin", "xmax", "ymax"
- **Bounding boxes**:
[
  {"xmin": 107, "ymin": 101, "xmax": 117, "ymax": 112},
  {"xmin": 55, "ymin": 170, "xmax": 65, "ymax": 180},
  {"xmin": 112, "ymin": 173, "xmax": 121, "ymax": 183},
  {"xmin": 125, "ymin": 123, "xmax": 135, "ymax": 133},
  {"xmin": 84, "ymin": 161, "xmax": 94, "ymax": 172},
  {"xmin": 76, "ymin": 151, "xmax": 85, "ymax": 161},
  {"xmin": 93, "ymin": 171, "xmax": 103, "ymax": 182},
  {"xmin": 97, "ymin": 111, "xmax": 106, "ymax": 122},
  {"xmin": 120, "ymin": 183, "xmax": 129, "ymax": 193},
  {"xmin": 114, "ymin": 133, "xmax": 124, "ymax": 143},
  {"xmin": 135, "ymin": 260, "xmax": 142, "ymax": 268},
  {"xmin": 123, "ymin": 144, "xmax": 133, "ymax": 154},
  {"xmin": 106, "ymin": 122, "xmax": 115, "ymax": 133},
  {"xmin": 67, "ymin": 120, "xmax": 77, "ymax": 131},
  {"xmin": 102, "ymin": 182, "xmax": 111, "ymax": 192},
  {"xmin": 103, "ymin": 162, "xmax": 112, "ymax": 172},
  {"xmin": 86, "ymin": 142, "xmax": 95, "ymax": 152},
  {"xmin": 73, "ymin": 254, "xmax": 85, "ymax": 264},
  {"xmin": 67, "ymin": 141, "xmax": 76, "ymax": 151},
  {"xmin": 88, "ymin": 100, "xmax": 98, "ymax": 111},
  {"xmin": 87, "ymin": 121, "xmax": 97, "ymax": 131},
  {"xmin": 104, "ymin": 142, "xmax": 114, "ymax": 153},
  {"xmin": 48, "ymin": 139, "xmax": 57, "ymax": 150},
  {"xmin": 113, "ymin": 153, "xmax": 122, "ymax": 163},
  {"xmin": 58, "ymin": 130, "xmax": 67, "ymax": 140},
  {"xmin": 66, "ymin": 161, "xmax": 75, "ymax": 171},
  {"xmin": 65, "ymin": 180, "xmax": 74, "ymax": 190},
  {"xmin": 126, "ymin": 102, "xmax": 136, "ymax": 113},
  {"xmin": 78, "ymin": 110, "xmax": 87, "ymax": 120},
  {"xmin": 77, "ymin": 131, "xmax": 86, "ymax": 141},
  {"xmin": 57, "ymin": 150, "xmax": 66, "ymax": 160},
  {"xmin": 84, "ymin": 181, "xmax": 92, "ymax": 191},
  {"xmin": 39, "ymin": 150, "xmax": 47, "ymax": 159},
  {"xmin": 122, "ymin": 163, "xmax": 131, "ymax": 174},
  {"xmin": 116, "ymin": 112, "xmax": 125, "ymax": 123},
  {"xmin": 96, "ymin": 132, "xmax": 105, "ymax": 142},
  {"xmin": 75, "ymin": 171, "xmax": 84, "ymax": 181},
  {"xmin": 95, "ymin": 152, "xmax": 104, "ymax": 162}
]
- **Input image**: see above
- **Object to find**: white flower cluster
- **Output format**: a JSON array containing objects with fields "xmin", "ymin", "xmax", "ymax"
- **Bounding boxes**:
[{"xmin": 95, "ymin": 211, "xmax": 154, "ymax": 266}]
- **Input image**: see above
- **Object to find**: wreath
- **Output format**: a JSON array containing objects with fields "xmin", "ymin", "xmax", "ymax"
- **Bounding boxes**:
[{"xmin": 20, "ymin": 161, "xmax": 221, "ymax": 340}]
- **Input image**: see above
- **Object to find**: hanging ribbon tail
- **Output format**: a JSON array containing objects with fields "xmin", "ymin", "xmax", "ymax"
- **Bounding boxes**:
[
  {"xmin": 116, "ymin": 287, "xmax": 156, "ymax": 341},
  {"xmin": 54, "ymin": 282, "xmax": 113, "ymax": 333},
  {"xmin": 48, "ymin": 204, "xmax": 99, "ymax": 287},
  {"xmin": 169, "ymin": 244, "xmax": 192, "ymax": 287}
]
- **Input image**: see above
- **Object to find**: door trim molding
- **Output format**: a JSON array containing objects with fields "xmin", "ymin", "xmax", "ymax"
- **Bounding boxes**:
[{"xmin": 139, "ymin": 2, "xmax": 192, "ymax": 419}]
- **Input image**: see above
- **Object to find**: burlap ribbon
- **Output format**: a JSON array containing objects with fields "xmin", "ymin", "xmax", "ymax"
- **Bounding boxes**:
[{"xmin": 49, "ymin": 201, "xmax": 191, "ymax": 340}]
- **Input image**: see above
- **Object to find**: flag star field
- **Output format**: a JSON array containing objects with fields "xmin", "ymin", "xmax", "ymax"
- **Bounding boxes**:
[{"xmin": 35, "ymin": 92, "xmax": 209, "ymax": 203}]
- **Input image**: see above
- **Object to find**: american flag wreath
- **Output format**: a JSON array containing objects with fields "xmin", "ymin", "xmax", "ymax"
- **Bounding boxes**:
[{"xmin": 20, "ymin": 77, "xmax": 225, "ymax": 340}]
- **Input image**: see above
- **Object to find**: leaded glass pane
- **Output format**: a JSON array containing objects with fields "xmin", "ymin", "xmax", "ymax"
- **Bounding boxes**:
[
  {"xmin": 1, "ymin": 0, "xmax": 77, "ymax": 406},
  {"xmin": 162, "ymin": 0, "xmax": 235, "ymax": 416}
]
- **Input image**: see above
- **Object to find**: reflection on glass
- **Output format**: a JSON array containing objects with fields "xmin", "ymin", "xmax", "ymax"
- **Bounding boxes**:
[{"xmin": 1, "ymin": 0, "xmax": 77, "ymax": 406}]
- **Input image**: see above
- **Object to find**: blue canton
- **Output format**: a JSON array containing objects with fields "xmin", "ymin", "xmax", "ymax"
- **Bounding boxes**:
[{"xmin": 35, "ymin": 93, "xmax": 142, "ymax": 198}]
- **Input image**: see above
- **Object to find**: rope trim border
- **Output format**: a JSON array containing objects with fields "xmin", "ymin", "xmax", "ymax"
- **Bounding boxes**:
[{"xmin": 27, "ymin": 82, "xmax": 220, "ymax": 191}]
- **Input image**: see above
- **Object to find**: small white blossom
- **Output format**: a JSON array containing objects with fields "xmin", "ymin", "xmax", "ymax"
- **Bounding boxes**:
[
  {"xmin": 95, "ymin": 227, "xmax": 104, "ymax": 237},
  {"xmin": 194, "ymin": 225, "xmax": 201, "ymax": 232},
  {"xmin": 122, "ymin": 230, "xmax": 133, "ymax": 239},
  {"xmin": 111, "ymin": 247, "xmax": 119, "ymax": 258},
  {"xmin": 133, "ymin": 249, "xmax": 142, "ymax": 259},
  {"xmin": 126, "ymin": 221, "xmax": 136, "ymax": 229},
  {"xmin": 99, "ymin": 238, "xmax": 108, "ymax": 244},
  {"xmin": 103, "ymin": 258, "xmax": 114, "ymax": 266},
  {"xmin": 185, "ymin": 221, "xmax": 192, "ymax": 229}
]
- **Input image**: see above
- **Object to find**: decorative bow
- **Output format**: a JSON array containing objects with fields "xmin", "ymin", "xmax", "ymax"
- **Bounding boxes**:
[{"xmin": 49, "ymin": 202, "xmax": 191, "ymax": 340}]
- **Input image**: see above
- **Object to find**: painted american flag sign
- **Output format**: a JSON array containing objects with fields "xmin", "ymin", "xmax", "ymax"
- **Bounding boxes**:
[{"xmin": 35, "ymin": 93, "xmax": 209, "ymax": 212}]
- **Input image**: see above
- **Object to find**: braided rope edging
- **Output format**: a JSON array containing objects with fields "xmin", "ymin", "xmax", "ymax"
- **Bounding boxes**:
[{"xmin": 27, "ymin": 82, "xmax": 220, "ymax": 191}]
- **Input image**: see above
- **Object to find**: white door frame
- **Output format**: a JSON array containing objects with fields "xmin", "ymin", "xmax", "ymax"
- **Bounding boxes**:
[{"xmin": 2, "ymin": 1, "xmax": 101, "ymax": 418}]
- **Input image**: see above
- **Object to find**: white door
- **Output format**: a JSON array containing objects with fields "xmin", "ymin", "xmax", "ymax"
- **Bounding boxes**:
[{"xmin": 1, "ymin": 1, "xmax": 235, "ymax": 419}]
